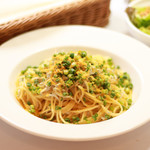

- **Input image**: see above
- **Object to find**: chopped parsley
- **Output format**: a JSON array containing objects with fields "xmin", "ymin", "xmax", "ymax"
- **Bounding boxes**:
[
  {"xmin": 63, "ymin": 92, "xmax": 68, "ymax": 96},
  {"xmin": 102, "ymin": 80, "xmax": 110, "ymax": 89},
  {"xmin": 70, "ymin": 53, "xmax": 74, "ymax": 58},
  {"xmin": 27, "ymin": 82, "xmax": 32, "ymax": 87},
  {"xmin": 72, "ymin": 116, "xmax": 80, "ymax": 123},
  {"xmin": 110, "ymin": 91, "xmax": 116, "ymax": 98},
  {"xmin": 69, "ymin": 68, "xmax": 75, "ymax": 74},
  {"xmin": 62, "ymin": 60, "xmax": 71, "ymax": 68},
  {"xmin": 65, "ymin": 79, "xmax": 73, "ymax": 87},
  {"xmin": 47, "ymin": 81, "xmax": 51, "ymax": 86},
  {"xmin": 55, "ymin": 78, "xmax": 60, "ymax": 82},
  {"xmin": 103, "ymin": 100, "xmax": 107, "ymax": 106},
  {"xmin": 55, "ymin": 106, "xmax": 62, "ymax": 110},
  {"xmin": 80, "ymin": 51, "xmax": 87, "ymax": 58},
  {"xmin": 92, "ymin": 113, "xmax": 98, "ymax": 121},
  {"xmin": 35, "ymin": 71, "xmax": 42, "ymax": 77},
  {"xmin": 64, "ymin": 118, "xmax": 71, "ymax": 123},
  {"xmin": 127, "ymin": 99, "xmax": 132, "ymax": 106},
  {"xmin": 83, "ymin": 97, "xmax": 86, "ymax": 102},
  {"xmin": 34, "ymin": 79, "xmax": 39, "ymax": 85},
  {"xmin": 27, "ymin": 101, "xmax": 31, "ymax": 105},
  {"xmin": 105, "ymin": 114, "xmax": 111, "ymax": 119}
]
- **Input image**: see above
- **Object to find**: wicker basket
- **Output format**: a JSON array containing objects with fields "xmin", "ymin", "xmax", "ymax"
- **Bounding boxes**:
[{"xmin": 0, "ymin": 0, "xmax": 110, "ymax": 45}]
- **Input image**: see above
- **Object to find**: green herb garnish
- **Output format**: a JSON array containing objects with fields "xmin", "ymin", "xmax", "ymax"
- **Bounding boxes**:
[
  {"xmin": 55, "ymin": 106, "xmax": 62, "ymax": 110},
  {"xmin": 27, "ymin": 82, "xmax": 32, "ymax": 87},
  {"xmin": 92, "ymin": 113, "xmax": 98, "ymax": 121},
  {"xmin": 70, "ymin": 53, "xmax": 74, "ymax": 58}
]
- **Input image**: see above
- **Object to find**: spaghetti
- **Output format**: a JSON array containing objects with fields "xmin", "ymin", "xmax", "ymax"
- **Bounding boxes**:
[{"xmin": 15, "ymin": 51, "xmax": 133, "ymax": 124}]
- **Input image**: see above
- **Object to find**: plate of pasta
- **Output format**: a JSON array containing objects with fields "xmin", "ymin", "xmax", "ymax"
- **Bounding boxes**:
[{"xmin": 0, "ymin": 25, "xmax": 150, "ymax": 141}]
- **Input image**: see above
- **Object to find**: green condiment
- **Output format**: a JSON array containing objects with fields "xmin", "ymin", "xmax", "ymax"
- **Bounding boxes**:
[
  {"xmin": 92, "ymin": 113, "xmax": 98, "ymax": 121},
  {"xmin": 27, "ymin": 82, "xmax": 32, "ymax": 87},
  {"xmin": 47, "ymin": 81, "xmax": 51, "ymax": 86},
  {"xmin": 80, "ymin": 51, "xmax": 87, "ymax": 58},
  {"xmin": 70, "ymin": 53, "xmax": 74, "ymax": 58}
]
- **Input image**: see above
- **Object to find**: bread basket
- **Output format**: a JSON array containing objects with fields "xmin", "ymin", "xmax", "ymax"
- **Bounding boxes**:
[{"xmin": 0, "ymin": 0, "xmax": 110, "ymax": 44}]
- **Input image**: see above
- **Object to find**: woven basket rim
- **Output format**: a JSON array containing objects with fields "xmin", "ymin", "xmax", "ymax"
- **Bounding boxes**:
[
  {"xmin": 0, "ymin": 0, "xmax": 104, "ymax": 25},
  {"xmin": 0, "ymin": 0, "xmax": 110, "ymax": 45}
]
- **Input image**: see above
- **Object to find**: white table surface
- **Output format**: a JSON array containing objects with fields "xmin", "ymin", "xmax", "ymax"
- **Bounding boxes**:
[{"xmin": 0, "ymin": 0, "xmax": 150, "ymax": 149}]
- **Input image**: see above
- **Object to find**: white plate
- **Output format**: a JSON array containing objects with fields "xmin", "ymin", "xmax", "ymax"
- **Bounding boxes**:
[{"xmin": 0, "ymin": 25, "xmax": 150, "ymax": 141}]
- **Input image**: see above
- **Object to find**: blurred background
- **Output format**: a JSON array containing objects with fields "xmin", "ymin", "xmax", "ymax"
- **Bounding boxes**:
[
  {"xmin": 1, "ymin": 0, "xmax": 149, "ymax": 46},
  {"xmin": 0, "ymin": 0, "xmax": 136, "ymax": 44}
]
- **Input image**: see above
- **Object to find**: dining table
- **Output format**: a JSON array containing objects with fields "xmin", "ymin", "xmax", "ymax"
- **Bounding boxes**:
[{"xmin": 0, "ymin": 0, "xmax": 150, "ymax": 149}]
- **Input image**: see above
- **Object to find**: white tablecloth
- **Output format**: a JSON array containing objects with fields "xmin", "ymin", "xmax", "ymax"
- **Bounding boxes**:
[{"xmin": 0, "ymin": 0, "xmax": 150, "ymax": 150}]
